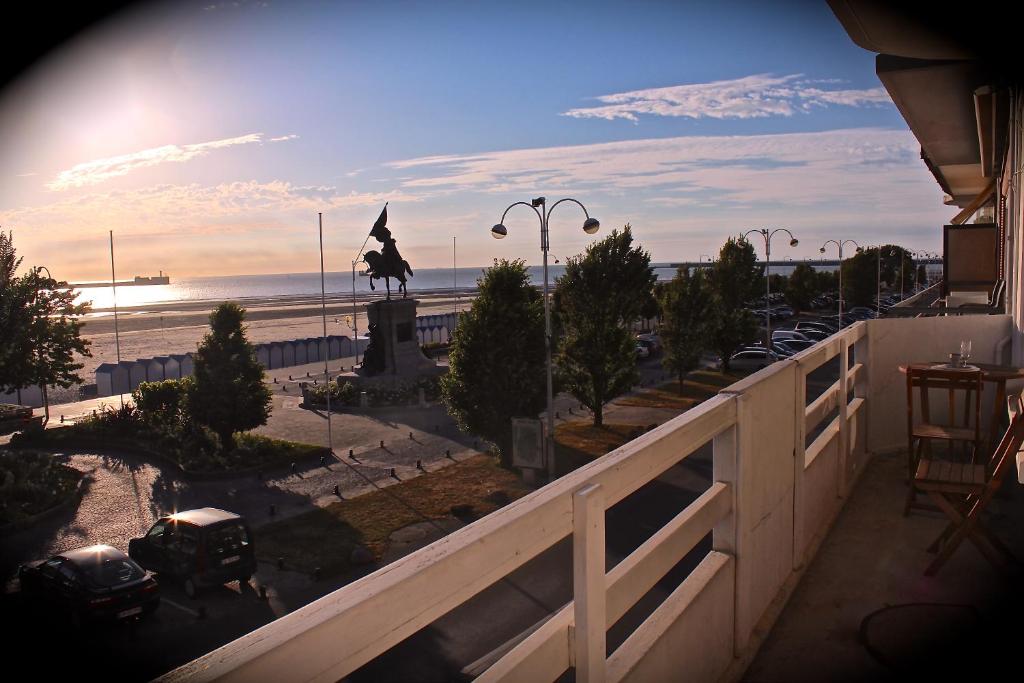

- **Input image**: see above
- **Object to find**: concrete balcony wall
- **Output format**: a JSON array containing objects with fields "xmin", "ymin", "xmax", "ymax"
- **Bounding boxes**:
[{"xmin": 164, "ymin": 315, "xmax": 1008, "ymax": 683}]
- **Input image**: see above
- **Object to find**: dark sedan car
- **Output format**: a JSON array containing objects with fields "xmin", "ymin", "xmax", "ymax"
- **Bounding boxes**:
[{"xmin": 18, "ymin": 545, "xmax": 160, "ymax": 625}]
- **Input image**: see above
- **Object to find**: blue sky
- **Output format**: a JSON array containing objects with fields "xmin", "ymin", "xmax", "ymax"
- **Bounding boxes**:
[{"xmin": 0, "ymin": 0, "xmax": 950, "ymax": 279}]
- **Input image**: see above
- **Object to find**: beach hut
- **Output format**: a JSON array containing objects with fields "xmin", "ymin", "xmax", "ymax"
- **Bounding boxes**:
[
  {"xmin": 416, "ymin": 329, "xmax": 425, "ymax": 345},
  {"xmin": 177, "ymin": 353, "xmax": 194, "ymax": 377},
  {"xmin": 162, "ymin": 355, "xmax": 181, "ymax": 380},
  {"xmin": 95, "ymin": 363, "xmax": 119, "ymax": 397},
  {"xmin": 146, "ymin": 357, "xmax": 168, "ymax": 382},
  {"xmin": 171, "ymin": 352, "xmax": 192, "ymax": 378},
  {"xmin": 269, "ymin": 343, "xmax": 283, "ymax": 370},
  {"xmin": 338, "ymin": 336, "xmax": 353, "ymax": 357},
  {"xmin": 282, "ymin": 341, "xmax": 296, "ymax": 368},
  {"xmin": 128, "ymin": 361, "xmax": 148, "ymax": 391},
  {"xmin": 305, "ymin": 338, "xmax": 319, "ymax": 364},
  {"xmin": 439, "ymin": 327, "xmax": 449, "ymax": 344},
  {"xmin": 255, "ymin": 345, "xmax": 270, "ymax": 369},
  {"xmin": 327, "ymin": 336, "xmax": 341, "ymax": 360},
  {"xmin": 294, "ymin": 339, "xmax": 308, "ymax": 366}
]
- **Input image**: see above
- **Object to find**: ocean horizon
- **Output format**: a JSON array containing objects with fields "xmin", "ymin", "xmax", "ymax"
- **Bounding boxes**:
[{"xmin": 74, "ymin": 262, "xmax": 868, "ymax": 311}]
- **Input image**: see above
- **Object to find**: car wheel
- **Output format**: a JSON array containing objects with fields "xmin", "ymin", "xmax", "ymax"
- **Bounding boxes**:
[
  {"xmin": 184, "ymin": 577, "xmax": 199, "ymax": 599},
  {"xmin": 238, "ymin": 573, "xmax": 252, "ymax": 586}
]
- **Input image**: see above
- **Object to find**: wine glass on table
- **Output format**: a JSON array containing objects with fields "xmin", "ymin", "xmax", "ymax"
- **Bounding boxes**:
[{"xmin": 960, "ymin": 340, "xmax": 972, "ymax": 367}]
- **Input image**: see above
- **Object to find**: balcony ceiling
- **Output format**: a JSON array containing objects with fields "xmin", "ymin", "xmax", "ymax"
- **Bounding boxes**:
[{"xmin": 828, "ymin": 0, "xmax": 1014, "ymax": 208}]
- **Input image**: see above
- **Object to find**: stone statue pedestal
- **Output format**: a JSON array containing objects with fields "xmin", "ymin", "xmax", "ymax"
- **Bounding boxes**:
[{"xmin": 361, "ymin": 299, "xmax": 438, "ymax": 378}]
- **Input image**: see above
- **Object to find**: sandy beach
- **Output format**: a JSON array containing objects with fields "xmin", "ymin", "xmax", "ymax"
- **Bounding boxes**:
[{"xmin": 74, "ymin": 290, "xmax": 475, "ymax": 380}]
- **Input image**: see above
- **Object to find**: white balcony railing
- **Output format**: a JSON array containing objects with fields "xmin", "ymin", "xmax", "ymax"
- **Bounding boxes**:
[{"xmin": 162, "ymin": 313, "xmax": 1014, "ymax": 683}]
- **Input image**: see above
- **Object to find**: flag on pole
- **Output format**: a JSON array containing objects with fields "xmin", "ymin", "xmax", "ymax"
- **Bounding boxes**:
[{"xmin": 369, "ymin": 203, "xmax": 389, "ymax": 241}]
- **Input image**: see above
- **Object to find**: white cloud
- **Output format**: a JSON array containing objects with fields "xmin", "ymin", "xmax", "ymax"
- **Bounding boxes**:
[
  {"xmin": 562, "ymin": 74, "xmax": 891, "ymax": 122},
  {"xmin": 388, "ymin": 128, "xmax": 941, "ymax": 218},
  {"xmin": 46, "ymin": 133, "xmax": 265, "ymax": 191},
  {"xmin": 4, "ymin": 180, "xmax": 420, "ymax": 238},
  {"xmin": 269, "ymin": 134, "xmax": 299, "ymax": 142}
]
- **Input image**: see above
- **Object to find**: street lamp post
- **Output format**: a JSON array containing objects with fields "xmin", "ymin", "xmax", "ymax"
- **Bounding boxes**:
[
  {"xmin": 491, "ymin": 196, "xmax": 599, "ymax": 481},
  {"xmin": 820, "ymin": 239, "xmax": 860, "ymax": 328},
  {"xmin": 742, "ymin": 228, "xmax": 798, "ymax": 349},
  {"xmin": 32, "ymin": 265, "xmax": 53, "ymax": 422}
]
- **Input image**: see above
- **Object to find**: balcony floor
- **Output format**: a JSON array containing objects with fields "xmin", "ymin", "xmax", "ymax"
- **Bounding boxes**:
[{"xmin": 744, "ymin": 450, "xmax": 1024, "ymax": 681}]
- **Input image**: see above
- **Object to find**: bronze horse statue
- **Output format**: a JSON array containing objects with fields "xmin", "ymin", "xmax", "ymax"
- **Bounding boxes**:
[{"xmin": 363, "ymin": 250, "xmax": 414, "ymax": 299}]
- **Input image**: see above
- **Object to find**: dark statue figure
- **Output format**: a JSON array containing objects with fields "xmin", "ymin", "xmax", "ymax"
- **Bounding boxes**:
[
  {"xmin": 363, "ymin": 204, "xmax": 413, "ymax": 299},
  {"xmin": 361, "ymin": 322, "xmax": 385, "ymax": 375}
]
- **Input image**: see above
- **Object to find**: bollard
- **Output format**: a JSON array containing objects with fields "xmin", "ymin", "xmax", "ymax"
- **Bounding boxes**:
[
  {"xmin": 446, "ymin": 449, "xmax": 451, "ymax": 459},
  {"xmin": 269, "ymin": 504, "xmax": 276, "ymax": 517},
  {"xmin": 409, "ymin": 432, "xmax": 414, "ymax": 440},
  {"xmin": 289, "ymin": 375, "xmax": 293, "ymax": 381},
  {"xmin": 197, "ymin": 605, "xmax": 207, "ymax": 620},
  {"xmin": 320, "ymin": 455, "xmax": 326, "ymax": 466},
  {"xmin": 568, "ymin": 408, "xmax": 573, "ymax": 415},
  {"xmin": 277, "ymin": 557, "xmax": 285, "ymax": 570},
  {"xmin": 274, "ymin": 377, "xmax": 278, "ymax": 384},
  {"xmin": 313, "ymin": 379, "xmax": 317, "ymax": 385},
  {"xmin": 349, "ymin": 448, "xmax": 354, "ymax": 457},
  {"xmin": 333, "ymin": 484, "xmax": 341, "ymax": 497},
  {"xmin": 555, "ymin": 411, "xmax": 560, "ymax": 419},
  {"xmin": 313, "ymin": 567, "xmax": 322, "ymax": 581},
  {"xmin": 380, "ymin": 440, "xmax": 384, "ymax": 449},
  {"xmin": 259, "ymin": 585, "xmax": 268, "ymax": 601},
  {"xmin": 416, "ymin": 459, "xmax": 423, "ymax": 470},
  {"xmin": 307, "ymin": 372, "xmax": 311, "ymax": 378},
  {"xmin": 389, "ymin": 468, "xmax": 398, "ymax": 479},
  {"xmin": 290, "ymin": 462, "xmax": 297, "ymax": 474},
  {"xmin": 283, "ymin": 384, "xmax": 288, "ymax": 392}
]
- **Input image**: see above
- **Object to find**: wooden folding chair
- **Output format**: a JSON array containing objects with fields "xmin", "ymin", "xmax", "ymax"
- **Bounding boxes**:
[
  {"xmin": 904, "ymin": 366, "xmax": 983, "ymax": 515},
  {"xmin": 914, "ymin": 395, "xmax": 1024, "ymax": 576}
]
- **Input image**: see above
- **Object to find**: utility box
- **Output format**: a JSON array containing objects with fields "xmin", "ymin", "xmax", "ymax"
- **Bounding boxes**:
[{"xmin": 512, "ymin": 418, "xmax": 545, "ymax": 471}]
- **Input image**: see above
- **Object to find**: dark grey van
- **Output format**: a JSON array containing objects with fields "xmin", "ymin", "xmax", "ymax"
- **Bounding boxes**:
[{"xmin": 129, "ymin": 508, "xmax": 256, "ymax": 598}]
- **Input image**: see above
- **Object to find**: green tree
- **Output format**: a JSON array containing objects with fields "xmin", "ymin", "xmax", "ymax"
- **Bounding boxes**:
[
  {"xmin": 658, "ymin": 267, "xmax": 712, "ymax": 390},
  {"xmin": 706, "ymin": 236, "xmax": 761, "ymax": 371},
  {"xmin": 441, "ymin": 259, "xmax": 546, "ymax": 465},
  {"xmin": 0, "ymin": 231, "xmax": 91, "ymax": 416},
  {"xmin": 188, "ymin": 302, "xmax": 272, "ymax": 452},
  {"xmin": 555, "ymin": 226, "xmax": 656, "ymax": 427},
  {"xmin": 841, "ymin": 248, "xmax": 878, "ymax": 307},
  {"xmin": 785, "ymin": 263, "xmax": 819, "ymax": 314},
  {"xmin": 917, "ymin": 263, "xmax": 928, "ymax": 288}
]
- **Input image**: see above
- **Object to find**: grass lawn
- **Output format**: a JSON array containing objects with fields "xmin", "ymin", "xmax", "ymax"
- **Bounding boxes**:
[
  {"xmin": 554, "ymin": 422, "xmax": 647, "ymax": 475},
  {"xmin": 615, "ymin": 370, "xmax": 747, "ymax": 410},
  {"xmin": 256, "ymin": 454, "xmax": 531, "ymax": 577}
]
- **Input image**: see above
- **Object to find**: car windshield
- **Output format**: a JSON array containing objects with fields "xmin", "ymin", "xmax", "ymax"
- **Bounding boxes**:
[
  {"xmin": 208, "ymin": 523, "xmax": 249, "ymax": 553},
  {"xmin": 82, "ymin": 558, "xmax": 145, "ymax": 587}
]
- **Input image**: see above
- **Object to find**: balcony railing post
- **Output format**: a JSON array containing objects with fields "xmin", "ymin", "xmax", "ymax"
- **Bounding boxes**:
[
  {"xmin": 838, "ymin": 335, "xmax": 850, "ymax": 497},
  {"xmin": 792, "ymin": 362, "xmax": 808, "ymax": 570},
  {"xmin": 573, "ymin": 483, "xmax": 606, "ymax": 683},
  {"xmin": 712, "ymin": 422, "xmax": 739, "ymax": 659}
]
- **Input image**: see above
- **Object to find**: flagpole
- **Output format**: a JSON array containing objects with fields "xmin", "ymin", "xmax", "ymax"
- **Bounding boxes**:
[
  {"xmin": 319, "ymin": 213, "xmax": 333, "ymax": 453},
  {"xmin": 109, "ymin": 230, "xmax": 123, "ymax": 408}
]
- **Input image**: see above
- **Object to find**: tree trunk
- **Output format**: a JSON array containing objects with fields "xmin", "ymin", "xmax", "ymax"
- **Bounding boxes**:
[
  {"xmin": 592, "ymin": 404, "xmax": 603, "ymax": 428},
  {"xmin": 219, "ymin": 429, "xmax": 236, "ymax": 453}
]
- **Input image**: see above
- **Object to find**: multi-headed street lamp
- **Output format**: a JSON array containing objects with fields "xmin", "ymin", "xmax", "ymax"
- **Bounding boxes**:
[
  {"xmin": 820, "ymin": 239, "xmax": 861, "ymax": 327},
  {"xmin": 491, "ymin": 196, "xmax": 599, "ymax": 480},
  {"xmin": 742, "ymin": 228, "xmax": 798, "ymax": 348}
]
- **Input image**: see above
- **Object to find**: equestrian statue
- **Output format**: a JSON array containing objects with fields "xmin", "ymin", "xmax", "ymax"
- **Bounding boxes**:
[{"xmin": 362, "ymin": 203, "xmax": 413, "ymax": 299}]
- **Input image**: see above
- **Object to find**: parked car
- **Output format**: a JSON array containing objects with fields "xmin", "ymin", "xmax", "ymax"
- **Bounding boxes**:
[
  {"xmin": 0, "ymin": 403, "xmax": 43, "ymax": 436},
  {"xmin": 772, "ymin": 329, "xmax": 811, "ymax": 342},
  {"xmin": 129, "ymin": 507, "xmax": 256, "ymax": 598},
  {"xmin": 777, "ymin": 338, "xmax": 816, "ymax": 352},
  {"xmin": 635, "ymin": 342, "xmax": 651, "ymax": 359},
  {"xmin": 726, "ymin": 348, "xmax": 779, "ymax": 371},
  {"xmin": 636, "ymin": 333, "xmax": 661, "ymax": 354},
  {"xmin": 794, "ymin": 320, "xmax": 837, "ymax": 334},
  {"xmin": 18, "ymin": 545, "xmax": 159, "ymax": 625}
]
